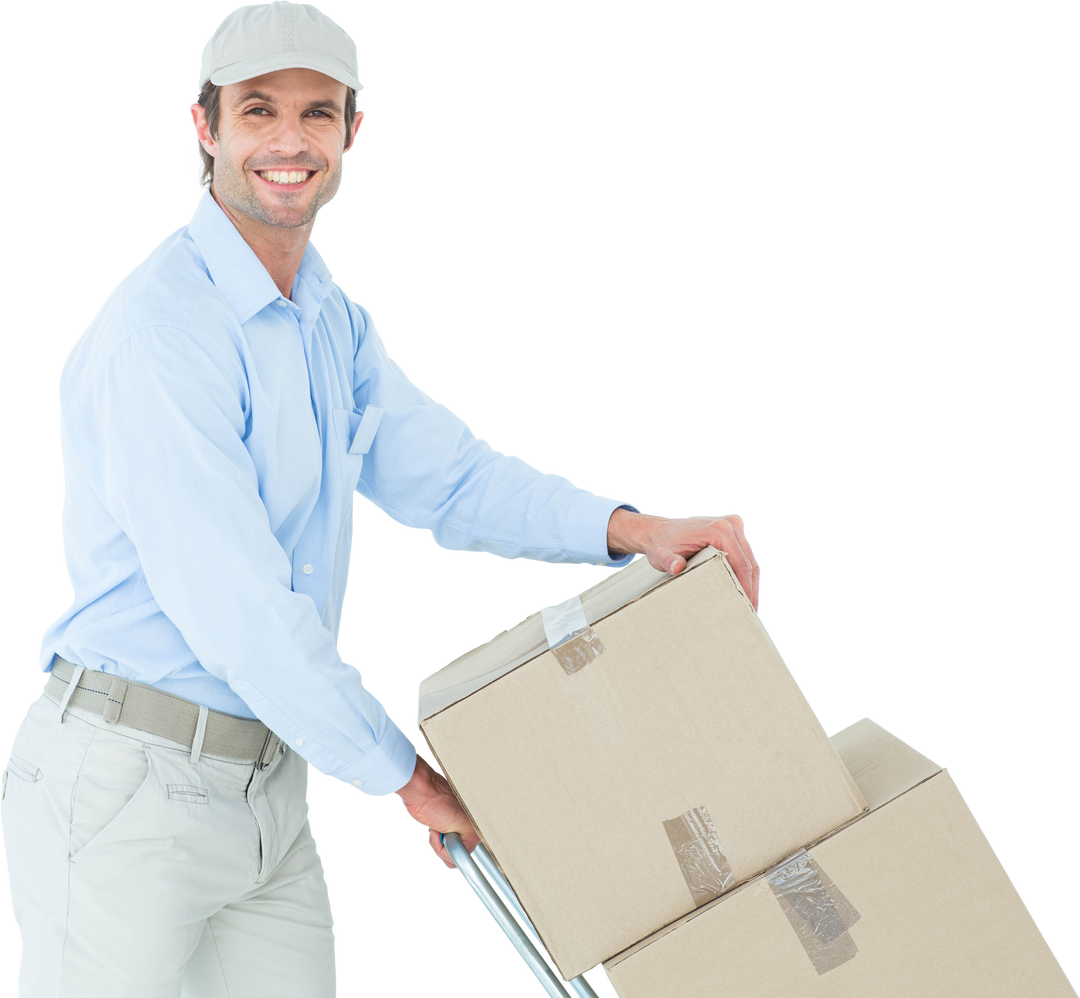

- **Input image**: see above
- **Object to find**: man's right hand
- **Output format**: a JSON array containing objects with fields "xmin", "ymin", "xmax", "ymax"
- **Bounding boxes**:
[{"xmin": 395, "ymin": 755, "xmax": 480, "ymax": 868}]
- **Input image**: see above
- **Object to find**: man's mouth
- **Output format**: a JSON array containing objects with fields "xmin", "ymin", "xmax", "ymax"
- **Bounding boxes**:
[{"xmin": 255, "ymin": 169, "xmax": 314, "ymax": 187}]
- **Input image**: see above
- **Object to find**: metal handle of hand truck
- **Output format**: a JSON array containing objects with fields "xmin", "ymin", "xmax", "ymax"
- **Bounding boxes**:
[{"xmin": 442, "ymin": 832, "xmax": 599, "ymax": 998}]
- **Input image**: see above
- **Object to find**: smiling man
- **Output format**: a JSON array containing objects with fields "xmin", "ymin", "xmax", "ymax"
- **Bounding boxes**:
[
  {"xmin": 192, "ymin": 63, "xmax": 360, "ymax": 298},
  {"xmin": 0, "ymin": 3, "xmax": 758, "ymax": 997}
]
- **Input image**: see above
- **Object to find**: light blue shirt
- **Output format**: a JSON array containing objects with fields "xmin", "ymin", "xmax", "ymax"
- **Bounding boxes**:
[{"xmin": 42, "ymin": 191, "xmax": 631, "ymax": 795}]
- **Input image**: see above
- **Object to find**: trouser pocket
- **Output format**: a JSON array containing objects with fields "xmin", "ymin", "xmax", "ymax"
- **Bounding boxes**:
[
  {"xmin": 69, "ymin": 731, "xmax": 153, "ymax": 859},
  {"xmin": 3, "ymin": 753, "xmax": 43, "ymax": 800}
]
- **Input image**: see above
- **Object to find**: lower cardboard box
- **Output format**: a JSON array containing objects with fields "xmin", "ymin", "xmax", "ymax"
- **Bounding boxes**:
[{"xmin": 603, "ymin": 719, "xmax": 1077, "ymax": 998}]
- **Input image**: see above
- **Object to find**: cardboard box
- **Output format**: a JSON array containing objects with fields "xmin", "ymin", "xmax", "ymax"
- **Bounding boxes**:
[
  {"xmin": 419, "ymin": 548, "xmax": 866, "ymax": 979},
  {"xmin": 604, "ymin": 719, "xmax": 1077, "ymax": 998}
]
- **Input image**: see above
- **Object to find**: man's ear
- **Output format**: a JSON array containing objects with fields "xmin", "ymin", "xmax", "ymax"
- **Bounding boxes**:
[
  {"xmin": 191, "ymin": 104, "xmax": 217, "ymax": 157},
  {"xmin": 345, "ymin": 109, "xmax": 367, "ymax": 154}
]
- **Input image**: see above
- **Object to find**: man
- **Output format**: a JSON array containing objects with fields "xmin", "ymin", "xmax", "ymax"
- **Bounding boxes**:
[{"xmin": 1, "ymin": 4, "xmax": 758, "ymax": 996}]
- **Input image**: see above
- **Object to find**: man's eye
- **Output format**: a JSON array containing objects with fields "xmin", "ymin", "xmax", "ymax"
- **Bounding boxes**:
[
  {"xmin": 247, "ymin": 109, "xmax": 330, "ymax": 118},
  {"xmin": 246, "ymin": 107, "xmax": 270, "ymax": 116}
]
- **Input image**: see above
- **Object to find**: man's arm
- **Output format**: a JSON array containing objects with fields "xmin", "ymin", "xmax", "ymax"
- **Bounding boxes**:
[
  {"xmin": 606, "ymin": 509, "xmax": 760, "ymax": 610},
  {"xmin": 347, "ymin": 301, "xmax": 632, "ymax": 569}
]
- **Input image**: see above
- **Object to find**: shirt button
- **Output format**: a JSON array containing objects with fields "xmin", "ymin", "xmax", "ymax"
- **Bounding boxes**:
[
  {"xmin": 352, "ymin": 779, "xmax": 364, "ymax": 789},
  {"xmin": 302, "ymin": 563, "xmax": 314, "ymax": 575},
  {"xmin": 294, "ymin": 737, "xmax": 304, "ymax": 747},
  {"xmin": 275, "ymin": 299, "xmax": 288, "ymax": 307}
]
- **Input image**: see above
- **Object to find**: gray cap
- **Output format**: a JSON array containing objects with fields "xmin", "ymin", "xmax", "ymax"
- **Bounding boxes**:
[{"xmin": 200, "ymin": 2, "xmax": 362, "ymax": 91}]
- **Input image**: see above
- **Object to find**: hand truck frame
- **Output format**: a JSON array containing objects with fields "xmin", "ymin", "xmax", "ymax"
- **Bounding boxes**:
[{"xmin": 442, "ymin": 832, "xmax": 600, "ymax": 998}]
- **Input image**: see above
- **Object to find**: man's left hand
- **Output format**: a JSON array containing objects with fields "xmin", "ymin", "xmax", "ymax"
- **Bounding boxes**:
[
  {"xmin": 607, "ymin": 509, "xmax": 760, "ymax": 610},
  {"xmin": 396, "ymin": 755, "xmax": 480, "ymax": 868}
]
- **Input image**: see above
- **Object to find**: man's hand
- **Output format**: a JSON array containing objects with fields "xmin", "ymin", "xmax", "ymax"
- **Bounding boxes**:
[
  {"xmin": 396, "ymin": 755, "xmax": 480, "ymax": 868},
  {"xmin": 607, "ymin": 509, "xmax": 760, "ymax": 610}
]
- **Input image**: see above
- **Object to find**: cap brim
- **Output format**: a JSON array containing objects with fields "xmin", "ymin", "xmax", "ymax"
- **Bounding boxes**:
[{"xmin": 206, "ymin": 52, "xmax": 367, "ymax": 94}]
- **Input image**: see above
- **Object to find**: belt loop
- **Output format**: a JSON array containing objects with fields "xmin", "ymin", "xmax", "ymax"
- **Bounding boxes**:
[
  {"xmin": 189, "ymin": 705, "xmax": 209, "ymax": 765},
  {"xmin": 57, "ymin": 666, "xmax": 85, "ymax": 723},
  {"xmin": 257, "ymin": 730, "xmax": 280, "ymax": 770},
  {"xmin": 103, "ymin": 679, "xmax": 128, "ymax": 724}
]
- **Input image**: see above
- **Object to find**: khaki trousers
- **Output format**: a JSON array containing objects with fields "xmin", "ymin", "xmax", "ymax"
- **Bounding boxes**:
[{"xmin": 2, "ymin": 694, "xmax": 336, "ymax": 997}]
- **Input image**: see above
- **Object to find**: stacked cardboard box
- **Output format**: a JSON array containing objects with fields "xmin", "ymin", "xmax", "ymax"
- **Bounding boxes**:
[
  {"xmin": 418, "ymin": 548, "xmax": 1075, "ymax": 993},
  {"xmin": 604, "ymin": 719, "xmax": 1076, "ymax": 997}
]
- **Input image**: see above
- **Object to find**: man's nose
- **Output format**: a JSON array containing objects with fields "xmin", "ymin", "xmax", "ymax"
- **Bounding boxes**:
[{"xmin": 267, "ymin": 114, "xmax": 305, "ymax": 157}]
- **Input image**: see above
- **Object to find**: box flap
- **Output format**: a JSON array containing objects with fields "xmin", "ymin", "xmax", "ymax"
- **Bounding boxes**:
[
  {"xmin": 418, "ymin": 547, "xmax": 726, "ymax": 723},
  {"xmin": 830, "ymin": 718, "xmax": 941, "ymax": 812}
]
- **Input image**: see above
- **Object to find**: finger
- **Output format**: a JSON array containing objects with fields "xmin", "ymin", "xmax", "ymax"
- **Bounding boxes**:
[
  {"xmin": 711, "ymin": 524, "xmax": 755, "ymax": 608},
  {"xmin": 648, "ymin": 548, "xmax": 673, "ymax": 574},
  {"xmin": 436, "ymin": 829, "xmax": 457, "ymax": 868},
  {"xmin": 725, "ymin": 514, "xmax": 751, "ymax": 570},
  {"xmin": 429, "ymin": 828, "xmax": 456, "ymax": 869},
  {"xmin": 734, "ymin": 518, "xmax": 768, "ymax": 613}
]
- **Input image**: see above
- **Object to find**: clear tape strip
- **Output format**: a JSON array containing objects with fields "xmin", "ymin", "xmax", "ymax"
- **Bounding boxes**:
[
  {"xmin": 540, "ymin": 596, "xmax": 606, "ymax": 675},
  {"xmin": 766, "ymin": 852, "xmax": 860, "ymax": 975},
  {"xmin": 663, "ymin": 804, "xmax": 736, "ymax": 907}
]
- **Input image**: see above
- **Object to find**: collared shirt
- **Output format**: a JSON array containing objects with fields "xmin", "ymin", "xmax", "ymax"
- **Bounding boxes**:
[{"xmin": 42, "ymin": 191, "xmax": 631, "ymax": 795}]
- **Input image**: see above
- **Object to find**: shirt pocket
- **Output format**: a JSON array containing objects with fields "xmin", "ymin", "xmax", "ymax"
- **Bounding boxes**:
[{"xmin": 333, "ymin": 406, "xmax": 384, "ymax": 498}]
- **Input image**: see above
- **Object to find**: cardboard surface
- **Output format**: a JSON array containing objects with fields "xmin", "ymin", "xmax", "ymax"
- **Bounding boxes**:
[
  {"xmin": 420, "ymin": 551, "xmax": 866, "ymax": 979},
  {"xmin": 604, "ymin": 720, "xmax": 1077, "ymax": 998}
]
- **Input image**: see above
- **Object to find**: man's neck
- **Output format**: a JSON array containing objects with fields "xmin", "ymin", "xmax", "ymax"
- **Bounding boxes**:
[{"xmin": 211, "ymin": 187, "xmax": 312, "ymax": 299}]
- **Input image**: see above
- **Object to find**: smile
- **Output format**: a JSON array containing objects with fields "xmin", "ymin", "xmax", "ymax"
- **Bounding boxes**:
[{"xmin": 256, "ymin": 170, "xmax": 314, "ymax": 187}]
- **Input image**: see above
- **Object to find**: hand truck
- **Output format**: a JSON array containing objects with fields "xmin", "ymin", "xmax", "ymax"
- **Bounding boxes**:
[{"xmin": 442, "ymin": 833, "xmax": 600, "ymax": 998}]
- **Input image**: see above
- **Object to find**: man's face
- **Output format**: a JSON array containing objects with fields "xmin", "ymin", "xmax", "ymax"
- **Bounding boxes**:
[{"xmin": 196, "ymin": 68, "xmax": 359, "ymax": 230}]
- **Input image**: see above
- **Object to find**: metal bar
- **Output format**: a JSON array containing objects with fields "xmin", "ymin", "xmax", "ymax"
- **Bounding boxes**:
[{"xmin": 443, "ymin": 833, "xmax": 573, "ymax": 998}]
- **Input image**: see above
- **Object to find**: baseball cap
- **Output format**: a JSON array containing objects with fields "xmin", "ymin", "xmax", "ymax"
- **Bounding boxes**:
[{"xmin": 199, "ymin": 2, "xmax": 362, "ymax": 91}]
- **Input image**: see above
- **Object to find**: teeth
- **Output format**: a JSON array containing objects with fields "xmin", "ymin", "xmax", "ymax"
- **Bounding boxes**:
[{"xmin": 260, "ymin": 170, "xmax": 309, "ymax": 185}]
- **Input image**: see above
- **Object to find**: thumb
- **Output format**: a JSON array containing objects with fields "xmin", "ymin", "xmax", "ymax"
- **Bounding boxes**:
[{"xmin": 650, "ymin": 550, "xmax": 686, "ymax": 576}]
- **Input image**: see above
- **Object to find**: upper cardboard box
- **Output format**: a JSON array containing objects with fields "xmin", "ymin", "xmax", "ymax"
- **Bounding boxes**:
[{"xmin": 420, "ymin": 548, "xmax": 867, "ymax": 979}]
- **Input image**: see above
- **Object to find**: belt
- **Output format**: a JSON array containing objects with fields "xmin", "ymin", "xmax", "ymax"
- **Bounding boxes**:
[{"xmin": 46, "ymin": 657, "xmax": 282, "ymax": 767}]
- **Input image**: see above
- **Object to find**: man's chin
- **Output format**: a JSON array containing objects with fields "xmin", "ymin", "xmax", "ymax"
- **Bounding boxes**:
[
  {"xmin": 260, "ymin": 207, "xmax": 317, "ymax": 229},
  {"xmin": 213, "ymin": 175, "xmax": 335, "ymax": 231},
  {"xmin": 237, "ymin": 192, "xmax": 319, "ymax": 230}
]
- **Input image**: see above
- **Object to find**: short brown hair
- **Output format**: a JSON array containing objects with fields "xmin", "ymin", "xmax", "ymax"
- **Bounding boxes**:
[{"xmin": 195, "ymin": 80, "xmax": 358, "ymax": 186}]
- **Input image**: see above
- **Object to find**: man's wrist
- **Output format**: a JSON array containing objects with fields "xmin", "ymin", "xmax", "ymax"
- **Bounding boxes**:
[
  {"xmin": 607, "ymin": 508, "xmax": 665, "ymax": 557},
  {"xmin": 393, "ymin": 751, "xmax": 425, "ymax": 799}
]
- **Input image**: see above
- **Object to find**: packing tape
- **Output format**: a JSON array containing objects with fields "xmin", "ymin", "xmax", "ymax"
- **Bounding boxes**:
[
  {"xmin": 540, "ymin": 596, "xmax": 605, "ymax": 675},
  {"xmin": 766, "ymin": 851, "xmax": 860, "ymax": 975},
  {"xmin": 663, "ymin": 805, "xmax": 735, "ymax": 907}
]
